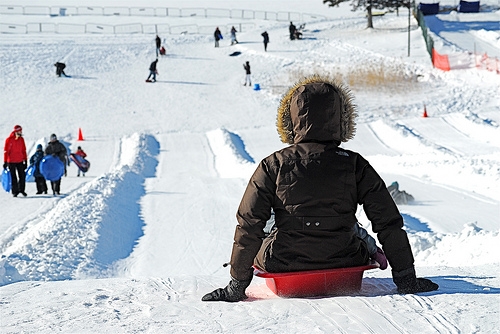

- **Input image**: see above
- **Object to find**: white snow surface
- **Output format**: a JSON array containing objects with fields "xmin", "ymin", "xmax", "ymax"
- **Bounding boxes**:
[{"xmin": 1, "ymin": 0, "xmax": 499, "ymax": 333}]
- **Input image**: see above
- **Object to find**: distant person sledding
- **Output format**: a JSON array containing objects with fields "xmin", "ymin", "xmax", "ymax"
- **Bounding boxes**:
[
  {"xmin": 289, "ymin": 22, "xmax": 304, "ymax": 40},
  {"xmin": 159, "ymin": 46, "xmax": 166, "ymax": 56},
  {"xmin": 387, "ymin": 181, "xmax": 414, "ymax": 205},
  {"xmin": 54, "ymin": 62, "xmax": 69, "ymax": 77},
  {"xmin": 201, "ymin": 75, "xmax": 438, "ymax": 302}
]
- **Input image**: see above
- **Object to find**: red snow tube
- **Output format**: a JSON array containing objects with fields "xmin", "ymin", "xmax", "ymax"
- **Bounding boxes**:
[{"xmin": 254, "ymin": 262, "xmax": 379, "ymax": 298}]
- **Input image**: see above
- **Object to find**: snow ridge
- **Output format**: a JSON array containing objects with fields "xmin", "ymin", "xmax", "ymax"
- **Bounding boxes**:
[{"xmin": 206, "ymin": 128, "xmax": 256, "ymax": 179}]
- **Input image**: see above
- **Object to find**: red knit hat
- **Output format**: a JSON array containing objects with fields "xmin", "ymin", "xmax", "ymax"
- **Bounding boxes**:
[{"xmin": 13, "ymin": 125, "xmax": 22, "ymax": 132}]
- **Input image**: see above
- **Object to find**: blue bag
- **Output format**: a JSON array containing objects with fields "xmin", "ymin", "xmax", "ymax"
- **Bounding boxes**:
[
  {"xmin": 25, "ymin": 164, "xmax": 36, "ymax": 182},
  {"xmin": 2, "ymin": 168, "xmax": 11, "ymax": 192}
]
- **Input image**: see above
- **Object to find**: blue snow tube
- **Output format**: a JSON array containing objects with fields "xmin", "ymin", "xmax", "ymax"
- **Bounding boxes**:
[
  {"xmin": 2, "ymin": 168, "xmax": 11, "ymax": 192},
  {"xmin": 40, "ymin": 155, "xmax": 65, "ymax": 181}
]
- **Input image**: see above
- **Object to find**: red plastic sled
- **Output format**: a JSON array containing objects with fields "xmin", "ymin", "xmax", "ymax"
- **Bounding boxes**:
[{"xmin": 253, "ymin": 262, "xmax": 379, "ymax": 298}]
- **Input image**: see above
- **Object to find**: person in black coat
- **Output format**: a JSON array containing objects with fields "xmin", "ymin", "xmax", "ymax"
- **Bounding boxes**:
[
  {"xmin": 214, "ymin": 27, "xmax": 222, "ymax": 47},
  {"xmin": 155, "ymin": 35, "xmax": 161, "ymax": 56},
  {"xmin": 54, "ymin": 62, "xmax": 68, "ymax": 77},
  {"xmin": 44, "ymin": 134, "xmax": 67, "ymax": 195},
  {"xmin": 289, "ymin": 22, "xmax": 296, "ymax": 40},
  {"xmin": 261, "ymin": 31, "xmax": 269, "ymax": 52},
  {"xmin": 243, "ymin": 61, "xmax": 251, "ymax": 86},
  {"xmin": 146, "ymin": 59, "xmax": 158, "ymax": 82}
]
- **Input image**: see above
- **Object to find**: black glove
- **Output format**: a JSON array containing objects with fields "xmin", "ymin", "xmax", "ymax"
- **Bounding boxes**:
[
  {"xmin": 202, "ymin": 277, "xmax": 251, "ymax": 302},
  {"xmin": 22, "ymin": 161, "xmax": 27, "ymax": 169},
  {"xmin": 2, "ymin": 163, "xmax": 7, "ymax": 169},
  {"xmin": 393, "ymin": 268, "xmax": 438, "ymax": 294}
]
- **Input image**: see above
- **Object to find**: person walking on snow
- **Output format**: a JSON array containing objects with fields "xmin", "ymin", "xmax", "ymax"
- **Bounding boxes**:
[
  {"xmin": 29, "ymin": 144, "xmax": 48, "ymax": 195},
  {"xmin": 75, "ymin": 146, "xmax": 87, "ymax": 177},
  {"xmin": 230, "ymin": 26, "xmax": 238, "ymax": 45},
  {"xmin": 44, "ymin": 133, "xmax": 67, "ymax": 195},
  {"xmin": 146, "ymin": 59, "xmax": 158, "ymax": 82},
  {"xmin": 3, "ymin": 125, "xmax": 28, "ymax": 197},
  {"xmin": 261, "ymin": 31, "xmax": 269, "ymax": 52},
  {"xmin": 202, "ymin": 75, "xmax": 438, "ymax": 302},
  {"xmin": 243, "ymin": 61, "xmax": 251, "ymax": 86},
  {"xmin": 155, "ymin": 35, "xmax": 161, "ymax": 57},
  {"xmin": 214, "ymin": 27, "xmax": 222, "ymax": 48}
]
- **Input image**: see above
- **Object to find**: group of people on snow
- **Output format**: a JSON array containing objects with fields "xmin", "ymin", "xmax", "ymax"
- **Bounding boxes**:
[
  {"xmin": 3, "ymin": 125, "xmax": 87, "ymax": 197},
  {"xmin": 38, "ymin": 25, "xmax": 438, "ymax": 301},
  {"xmin": 59, "ymin": 24, "xmax": 286, "ymax": 87},
  {"xmin": 146, "ymin": 22, "xmax": 286, "ymax": 86},
  {"xmin": 213, "ymin": 26, "xmax": 271, "ymax": 51},
  {"xmin": 145, "ymin": 35, "xmax": 166, "ymax": 83}
]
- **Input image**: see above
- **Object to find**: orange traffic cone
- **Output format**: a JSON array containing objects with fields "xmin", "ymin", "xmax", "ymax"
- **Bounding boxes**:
[
  {"xmin": 77, "ymin": 128, "xmax": 84, "ymax": 141},
  {"xmin": 423, "ymin": 104, "xmax": 428, "ymax": 118}
]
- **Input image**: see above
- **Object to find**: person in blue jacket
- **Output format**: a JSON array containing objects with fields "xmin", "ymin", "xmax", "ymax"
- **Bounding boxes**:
[{"xmin": 29, "ymin": 144, "xmax": 48, "ymax": 194}]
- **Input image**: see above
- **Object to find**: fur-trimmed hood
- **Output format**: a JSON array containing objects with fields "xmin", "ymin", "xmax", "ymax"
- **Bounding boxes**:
[{"xmin": 276, "ymin": 75, "xmax": 357, "ymax": 144}]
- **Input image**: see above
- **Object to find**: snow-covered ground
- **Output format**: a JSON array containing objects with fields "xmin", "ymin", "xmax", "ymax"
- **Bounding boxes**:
[{"xmin": 1, "ymin": 0, "xmax": 499, "ymax": 332}]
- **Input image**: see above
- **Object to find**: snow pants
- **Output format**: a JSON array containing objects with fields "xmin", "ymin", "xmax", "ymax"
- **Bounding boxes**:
[
  {"xmin": 8, "ymin": 162, "xmax": 26, "ymax": 195},
  {"xmin": 35, "ymin": 176, "xmax": 48, "ymax": 194}
]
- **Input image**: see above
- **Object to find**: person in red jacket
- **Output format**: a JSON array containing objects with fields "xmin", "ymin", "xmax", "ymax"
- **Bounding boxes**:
[
  {"xmin": 75, "ymin": 146, "xmax": 87, "ymax": 177},
  {"xmin": 3, "ymin": 125, "xmax": 28, "ymax": 197}
]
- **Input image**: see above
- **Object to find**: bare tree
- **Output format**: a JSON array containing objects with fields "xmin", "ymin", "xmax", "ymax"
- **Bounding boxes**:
[{"xmin": 323, "ymin": 0, "xmax": 411, "ymax": 28}]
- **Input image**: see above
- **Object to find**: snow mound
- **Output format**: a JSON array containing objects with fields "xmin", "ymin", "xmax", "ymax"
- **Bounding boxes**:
[
  {"xmin": 206, "ymin": 128, "xmax": 256, "ymax": 179},
  {"xmin": 410, "ymin": 223, "xmax": 500, "ymax": 267}
]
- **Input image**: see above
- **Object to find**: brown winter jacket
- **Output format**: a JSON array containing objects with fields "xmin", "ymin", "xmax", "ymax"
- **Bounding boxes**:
[{"xmin": 229, "ymin": 76, "xmax": 415, "ymax": 281}]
